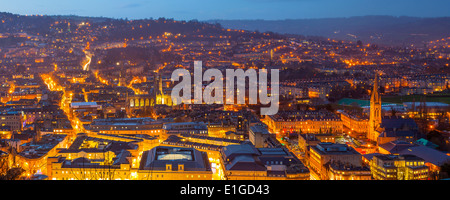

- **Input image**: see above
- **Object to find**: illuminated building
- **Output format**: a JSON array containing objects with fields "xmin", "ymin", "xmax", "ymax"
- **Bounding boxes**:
[
  {"xmin": 368, "ymin": 73, "xmax": 382, "ymax": 142},
  {"xmin": 177, "ymin": 133, "xmax": 246, "ymax": 147},
  {"xmin": 207, "ymin": 122, "xmax": 236, "ymax": 138},
  {"xmin": 0, "ymin": 112, "xmax": 23, "ymax": 131},
  {"xmin": 249, "ymin": 124, "xmax": 272, "ymax": 148},
  {"xmin": 403, "ymin": 102, "xmax": 450, "ymax": 119},
  {"xmin": 47, "ymin": 133, "xmax": 157, "ymax": 180},
  {"xmin": 126, "ymin": 74, "xmax": 172, "ymax": 116},
  {"xmin": 375, "ymin": 116, "xmax": 420, "ymax": 145},
  {"xmin": 52, "ymin": 128, "xmax": 75, "ymax": 139},
  {"xmin": 265, "ymin": 111, "xmax": 343, "ymax": 135},
  {"xmin": 163, "ymin": 122, "xmax": 208, "ymax": 135},
  {"xmin": 369, "ymin": 154, "xmax": 429, "ymax": 180},
  {"xmin": 89, "ymin": 117, "xmax": 164, "ymax": 136},
  {"xmin": 309, "ymin": 143, "xmax": 365, "ymax": 180},
  {"xmin": 307, "ymin": 86, "xmax": 328, "ymax": 99},
  {"xmin": 405, "ymin": 74, "xmax": 449, "ymax": 94},
  {"xmin": 356, "ymin": 79, "xmax": 421, "ymax": 146},
  {"xmin": 0, "ymin": 126, "xmax": 12, "ymax": 139},
  {"xmin": 161, "ymin": 133, "xmax": 248, "ymax": 172},
  {"xmin": 224, "ymin": 131, "xmax": 245, "ymax": 141},
  {"xmin": 163, "ymin": 135, "xmax": 225, "ymax": 152},
  {"xmin": 102, "ymin": 104, "xmax": 116, "ymax": 118},
  {"xmin": 162, "ymin": 132, "xmax": 246, "ymax": 154},
  {"xmin": 16, "ymin": 134, "xmax": 68, "ymax": 178},
  {"xmin": 375, "ymin": 140, "xmax": 450, "ymax": 178},
  {"xmin": 298, "ymin": 133, "xmax": 335, "ymax": 154},
  {"xmin": 326, "ymin": 162, "xmax": 372, "ymax": 180},
  {"xmin": 378, "ymin": 140, "xmax": 416, "ymax": 154},
  {"xmin": 47, "ymin": 150, "xmax": 134, "ymax": 180},
  {"xmin": 338, "ymin": 110, "xmax": 369, "ymax": 135},
  {"xmin": 137, "ymin": 146, "xmax": 213, "ymax": 180},
  {"xmin": 69, "ymin": 102, "xmax": 99, "ymax": 119},
  {"xmin": 9, "ymin": 107, "xmax": 60, "ymax": 125},
  {"xmin": 219, "ymin": 144, "xmax": 310, "ymax": 180},
  {"xmin": 280, "ymin": 86, "xmax": 308, "ymax": 99}
]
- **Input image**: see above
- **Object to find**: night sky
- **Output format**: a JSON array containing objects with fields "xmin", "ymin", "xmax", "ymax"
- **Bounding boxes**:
[{"xmin": 2, "ymin": 0, "xmax": 450, "ymax": 20}]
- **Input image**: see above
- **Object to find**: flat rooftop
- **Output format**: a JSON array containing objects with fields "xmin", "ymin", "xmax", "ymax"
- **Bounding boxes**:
[
  {"xmin": 155, "ymin": 147, "xmax": 194, "ymax": 161},
  {"xmin": 70, "ymin": 102, "xmax": 98, "ymax": 108},
  {"xmin": 139, "ymin": 146, "xmax": 211, "ymax": 172}
]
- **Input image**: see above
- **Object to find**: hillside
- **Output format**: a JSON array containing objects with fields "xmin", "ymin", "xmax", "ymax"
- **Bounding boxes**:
[{"xmin": 209, "ymin": 16, "xmax": 450, "ymax": 46}]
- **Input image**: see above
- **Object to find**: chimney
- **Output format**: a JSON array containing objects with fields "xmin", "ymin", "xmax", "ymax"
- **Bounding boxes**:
[{"xmin": 178, "ymin": 164, "xmax": 184, "ymax": 171}]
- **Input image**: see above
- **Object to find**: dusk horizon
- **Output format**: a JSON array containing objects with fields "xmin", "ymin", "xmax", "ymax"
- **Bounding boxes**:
[
  {"xmin": 4, "ymin": 11, "xmax": 450, "ymax": 21},
  {"xmin": 2, "ymin": 0, "xmax": 450, "ymax": 21}
]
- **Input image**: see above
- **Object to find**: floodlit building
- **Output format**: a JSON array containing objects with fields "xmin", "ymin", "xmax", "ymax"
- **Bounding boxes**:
[
  {"xmin": 376, "ymin": 140, "xmax": 450, "ymax": 178},
  {"xmin": 265, "ymin": 110, "xmax": 343, "ymax": 135},
  {"xmin": 89, "ymin": 117, "xmax": 164, "ymax": 136},
  {"xmin": 249, "ymin": 124, "xmax": 272, "ymax": 148},
  {"xmin": 162, "ymin": 122, "xmax": 208, "ymax": 135},
  {"xmin": 338, "ymin": 110, "xmax": 369, "ymax": 135},
  {"xmin": 69, "ymin": 102, "xmax": 99, "ymax": 119},
  {"xmin": 137, "ymin": 146, "xmax": 213, "ymax": 180},
  {"xmin": 376, "ymin": 116, "xmax": 420, "ymax": 145},
  {"xmin": 46, "ymin": 133, "xmax": 157, "ymax": 180},
  {"xmin": 298, "ymin": 133, "xmax": 335, "ymax": 155},
  {"xmin": 369, "ymin": 154, "xmax": 429, "ymax": 180},
  {"xmin": 368, "ymin": 73, "xmax": 383, "ymax": 142},
  {"xmin": 325, "ymin": 161, "xmax": 372, "ymax": 180},
  {"xmin": 47, "ymin": 149, "xmax": 133, "ymax": 180},
  {"xmin": 220, "ymin": 144, "xmax": 310, "ymax": 180},
  {"xmin": 16, "ymin": 134, "xmax": 68, "ymax": 177},
  {"xmin": 309, "ymin": 142, "xmax": 369, "ymax": 180},
  {"xmin": 0, "ymin": 111, "xmax": 23, "ymax": 132}
]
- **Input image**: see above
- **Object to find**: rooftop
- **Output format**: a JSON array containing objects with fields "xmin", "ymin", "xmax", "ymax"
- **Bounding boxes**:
[
  {"xmin": 70, "ymin": 102, "xmax": 98, "ymax": 108},
  {"xmin": 397, "ymin": 146, "xmax": 450, "ymax": 166},
  {"xmin": 378, "ymin": 140, "xmax": 416, "ymax": 154},
  {"xmin": 311, "ymin": 142, "xmax": 360, "ymax": 155},
  {"xmin": 221, "ymin": 144, "xmax": 309, "ymax": 174},
  {"xmin": 139, "ymin": 146, "xmax": 211, "ymax": 172},
  {"xmin": 250, "ymin": 125, "xmax": 271, "ymax": 135}
]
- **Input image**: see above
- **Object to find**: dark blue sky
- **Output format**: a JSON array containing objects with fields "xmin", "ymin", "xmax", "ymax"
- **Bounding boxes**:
[{"xmin": 2, "ymin": 0, "xmax": 450, "ymax": 20}]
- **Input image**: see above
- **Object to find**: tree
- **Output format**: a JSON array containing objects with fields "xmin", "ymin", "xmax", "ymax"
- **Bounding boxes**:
[
  {"xmin": 439, "ymin": 161, "xmax": 450, "ymax": 179},
  {"xmin": 357, "ymin": 40, "xmax": 363, "ymax": 47},
  {"xmin": 0, "ymin": 153, "xmax": 24, "ymax": 180},
  {"xmin": 390, "ymin": 107, "xmax": 397, "ymax": 117}
]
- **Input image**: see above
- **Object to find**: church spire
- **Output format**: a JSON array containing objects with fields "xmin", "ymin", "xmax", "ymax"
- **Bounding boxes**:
[
  {"xmin": 371, "ymin": 72, "xmax": 380, "ymax": 103},
  {"xmin": 369, "ymin": 72, "xmax": 382, "ymax": 142}
]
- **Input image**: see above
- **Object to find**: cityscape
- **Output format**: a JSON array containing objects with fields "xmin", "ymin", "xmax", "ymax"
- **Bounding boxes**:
[{"xmin": 1, "ymin": 1, "xmax": 450, "ymax": 184}]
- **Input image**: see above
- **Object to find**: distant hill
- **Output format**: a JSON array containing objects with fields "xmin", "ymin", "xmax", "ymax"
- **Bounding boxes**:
[
  {"xmin": 208, "ymin": 16, "xmax": 450, "ymax": 46},
  {"xmin": 0, "ymin": 12, "xmax": 279, "ymax": 43}
]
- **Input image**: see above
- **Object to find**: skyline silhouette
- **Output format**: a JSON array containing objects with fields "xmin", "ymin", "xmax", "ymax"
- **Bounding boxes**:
[{"xmin": 1, "ymin": 0, "xmax": 450, "ymax": 21}]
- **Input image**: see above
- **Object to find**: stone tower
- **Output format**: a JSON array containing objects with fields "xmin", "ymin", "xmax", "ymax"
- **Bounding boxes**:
[{"xmin": 368, "ymin": 73, "xmax": 382, "ymax": 142}]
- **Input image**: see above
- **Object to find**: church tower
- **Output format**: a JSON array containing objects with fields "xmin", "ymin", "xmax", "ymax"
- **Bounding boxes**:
[
  {"xmin": 368, "ymin": 73, "xmax": 382, "ymax": 142},
  {"xmin": 152, "ymin": 73, "xmax": 172, "ymax": 106}
]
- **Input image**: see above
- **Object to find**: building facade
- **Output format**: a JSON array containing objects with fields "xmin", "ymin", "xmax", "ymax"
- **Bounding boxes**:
[
  {"xmin": 220, "ymin": 144, "xmax": 310, "ymax": 180},
  {"xmin": 309, "ymin": 142, "xmax": 366, "ymax": 180},
  {"xmin": 369, "ymin": 154, "xmax": 429, "ymax": 180},
  {"xmin": 368, "ymin": 73, "xmax": 382, "ymax": 142},
  {"xmin": 137, "ymin": 146, "xmax": 213, "ymax": 180},
  {"xmin": 0, "ymin": 112, "xmax": 23, "ymax": 132},
  {"xmin": 265, "ymin": 111, "xmax": 343, "ymax": 135}
]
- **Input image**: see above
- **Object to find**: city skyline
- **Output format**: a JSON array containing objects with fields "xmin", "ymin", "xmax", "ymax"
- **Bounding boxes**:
[
  {"xmin": 1, "ymin": 1, "xmax": 450, "ymax": 185},
  {"xmin": 1, "ymin": 0, "xmax": 450, "ymax": 21}
]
